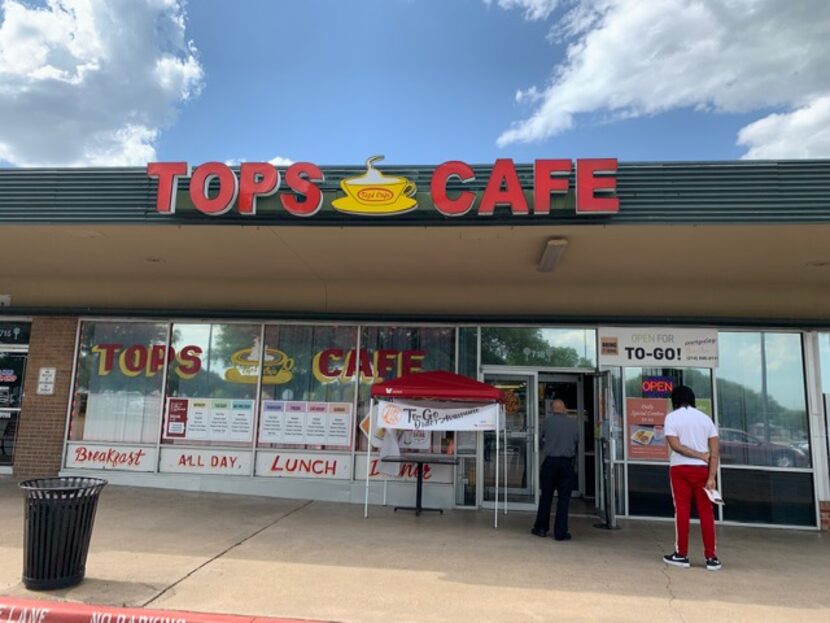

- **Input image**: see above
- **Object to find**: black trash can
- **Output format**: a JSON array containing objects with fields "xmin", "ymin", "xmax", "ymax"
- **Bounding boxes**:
[{"xmin": 19, "ymin": 476, "xmax": 107, "ymax": 590}]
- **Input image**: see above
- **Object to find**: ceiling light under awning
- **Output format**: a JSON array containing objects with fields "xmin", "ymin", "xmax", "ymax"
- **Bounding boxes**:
[{"xmin": 537, "ymin": 238, "xmax": 568, "ymax": 272}]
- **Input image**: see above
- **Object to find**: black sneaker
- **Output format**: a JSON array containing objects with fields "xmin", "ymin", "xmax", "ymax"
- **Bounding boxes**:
[
  {"xmin": 705, "ymin": 557, "xmax": 722, "ymax": 571},
  {"xmin": 530, "ymin": 527, "xmax": 548, "ymax": 538},
  {"xmin": 663, "ymin": 552, "xmax": 691, "ymax": 568}
]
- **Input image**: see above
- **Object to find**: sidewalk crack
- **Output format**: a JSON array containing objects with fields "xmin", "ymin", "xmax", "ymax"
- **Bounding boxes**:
[
  {"xmin": 141, "ymin": 499, "xmax": 314, "ymax": 608},
  {"xmin": 653, "ymin": 527, "xmax": 688, "ymax": 623}
]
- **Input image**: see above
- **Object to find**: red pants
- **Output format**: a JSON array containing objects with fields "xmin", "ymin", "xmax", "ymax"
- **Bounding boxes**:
[{"xmin": 670, "ymin": 465, "xmax": 716, "ymax": 559}]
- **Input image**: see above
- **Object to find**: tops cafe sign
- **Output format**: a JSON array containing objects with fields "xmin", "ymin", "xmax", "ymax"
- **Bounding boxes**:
[{"xmin": 147, "ymin": 157, "xmax": 619, "ymax": 218}]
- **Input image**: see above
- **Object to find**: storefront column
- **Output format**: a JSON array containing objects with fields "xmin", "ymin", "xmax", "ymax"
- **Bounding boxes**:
[
  {"xmin": 13, "ymin": 317, "xmax": 78, "ymax": 479},
  {"xmin": 804, "ymin": 332, "xmax": 829, "ymax": 530}
]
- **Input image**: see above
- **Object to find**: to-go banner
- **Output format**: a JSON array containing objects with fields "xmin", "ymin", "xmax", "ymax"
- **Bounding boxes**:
[
  {"xmin": 376, "ymin": 400, "xmax": 499, "ymax": 431},
  {"xmin": 598, "ymin": 327, "xmax": 718, "ymax": 369}
]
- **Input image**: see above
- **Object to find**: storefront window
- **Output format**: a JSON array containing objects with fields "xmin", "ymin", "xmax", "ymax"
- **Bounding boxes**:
[
  {"xmin": 257, "ymin": 325, "xmax": 357, "ymax": 451},
  {"xmin": 716, "ymin": 332, "xmax": 810, "ymax": 468},
  {"xmin": 820, "ymin": 333, "xmax": 830, "ymax": 392},
  {"xmin": 458, "ymin": 327, "xmax": 477, "ymax": 378},
  {"xmin": 358, "ymin": 326, "xmax": 456, "ymax": 452},
  {"xmin": 481, "ymin": 327, "xmax": 596, "ymax": 368},
  {"xmin": 69, "ymin": 321, "xmax": 167, "ymax": 443},
  {"xmin": 162, "ymin": 323, "xmax": 260, "ymax": 447},
  {"xmin": 623, "ymin": 367, "xmax": 713, "ymax": 463}
]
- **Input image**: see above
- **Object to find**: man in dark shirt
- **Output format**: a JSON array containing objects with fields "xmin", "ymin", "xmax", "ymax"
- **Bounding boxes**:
[{"xmin": 532, "ymin": 398, "xmax": 580, "ymax": 540}]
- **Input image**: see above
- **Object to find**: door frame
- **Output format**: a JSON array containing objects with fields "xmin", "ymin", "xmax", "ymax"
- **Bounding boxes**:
[
  {"xmin": 479, "ymin": 367, "xmax": 539, "ymax": 511},
  {"xmin": 538, "ymin": 372, "xmax": 586, "ymax": 497},
  {"xmin": 0, "ymin": 347, "xmax": 28, "ymax": 471}
]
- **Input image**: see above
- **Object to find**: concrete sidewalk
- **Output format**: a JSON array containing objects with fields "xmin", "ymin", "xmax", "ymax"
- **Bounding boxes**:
[{"xmin": 1, "ymin": 478, "xmax": 828, "ymax": 623}]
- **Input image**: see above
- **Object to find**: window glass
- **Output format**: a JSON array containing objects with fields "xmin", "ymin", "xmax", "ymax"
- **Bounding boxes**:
[
  {"xmin": 358, "ymin": 326, "xmax": 456, "ymax": 452},
  {"xmin": 481, "ymin": 327, "xmax": 596, "ymax": 368},
  {"xmin": 820, "ymin": 333, "xmax": 830, "ymax": 392},
  {"xmin": 716, "ymin": 332, "xmax": 810, "ymax": 468},
  {"xmin": 69, "ymin": 321, "xmax": 167, "ymax": 443},
  {"xmin": 456, "ymin": 327, "xmax": 479, "ymax": 454},
  {"xmin": 0, "ymin": 353, "xmax": 26, "ymax": 409},
  {"xmin": 0, "ymin": 322, "xmax": 30, "ymax": 347},
  {"xmin": 162, "ymin": 323, "xmax": 260, "ymax": 447},
  {"xmin": 458, "ymin": 327, "xmax": 477, "ymax": 378},
  {"xmin": 721, "ymin": 468, "xmax": 815, "ymax": 526},
  {"xmin": 257, "ymin": 325, "xmax": 357, "ymax": 451},
  {"xmin": 623, "ymin": 367, "xmax": 712, "ymax": 463}
]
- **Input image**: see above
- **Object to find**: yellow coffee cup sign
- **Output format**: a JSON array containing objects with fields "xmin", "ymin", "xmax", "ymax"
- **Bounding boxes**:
[{"xmin": 333, "ymin": 155, "xmax": 418, "ymax": 215}]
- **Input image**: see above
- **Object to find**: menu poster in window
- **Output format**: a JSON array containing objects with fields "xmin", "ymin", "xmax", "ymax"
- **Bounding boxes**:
[
  {"xmin": 164, "ymin": 397, "xmax": 254, "ymax": 443},
  {"xmin": 326, "ymin": 403, "xmax": 352, "ymax": 447},
  {"xmin": 210, "ymin": 400, "xmax": 231, "ymax": 439},
  {"xmin": 283, "ymin": 402, "xmax": 307, "ymax": 443},
  {"xmin": 259, "ymin": 400, "xmax": 285, "ymax": 443},
  {"xmin": 188, "ymin": 399, "xmax": 211, "ymax": 440},
  {"xmin": 229, "ymin": 399, "xmax": 255, "ymax": 442},
  {"xmin": 398, "ymin": 429, "xmax": 431, "ymax": 451},
  {"xmin": 166, "ymin": 398, "xmax": 188, "ymax": 437},
  {"xmin": 627, "ymin": 398, "xmax": 669, "ymax": 461},
  {"xmin": 305, "ymin": 402, "xmax": 328, "ymax": 444}
]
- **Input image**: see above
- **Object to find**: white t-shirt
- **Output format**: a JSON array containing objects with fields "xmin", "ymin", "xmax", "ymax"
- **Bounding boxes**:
[{"xmin": 663, "ymin": 406, "xmax": 718, "ymax": 467}]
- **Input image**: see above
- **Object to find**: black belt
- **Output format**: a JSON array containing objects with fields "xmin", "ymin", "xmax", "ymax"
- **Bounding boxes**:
[{"xmin": 546, "ymin": 455, "xmax": 575, "ymax": 460}]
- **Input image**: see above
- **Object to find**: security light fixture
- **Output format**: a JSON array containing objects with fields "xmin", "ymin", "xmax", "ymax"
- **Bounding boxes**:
[{"xmin": 537, "ymin": 238, "xmax": 568, "ymax": 272}]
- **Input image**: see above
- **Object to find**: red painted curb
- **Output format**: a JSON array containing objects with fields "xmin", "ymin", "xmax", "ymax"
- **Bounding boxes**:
[{"xmin": 0, "ymin": 597, "xmax": 326, "ymax": 623}]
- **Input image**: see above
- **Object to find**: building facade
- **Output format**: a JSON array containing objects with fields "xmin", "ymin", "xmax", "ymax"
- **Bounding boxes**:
[{"xmin": 1, "ymin": 158, "xmax": 829, "ymax": 530}]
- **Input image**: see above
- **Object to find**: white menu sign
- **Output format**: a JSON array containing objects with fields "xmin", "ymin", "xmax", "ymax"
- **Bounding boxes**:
[
  {"xmin": 258, "ymin": 401, "xmax": 353, "ymax": 446},
  {"xmin": 164, "ymin": 397, "xmax": 255, "ymax": 443}
]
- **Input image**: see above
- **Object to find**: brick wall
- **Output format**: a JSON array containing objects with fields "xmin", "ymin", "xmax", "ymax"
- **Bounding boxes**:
[
  {"xmin": 14, "ymin": 317, "xmax": 78, "ymax": 479},
  {"xmin": 821, "ymin": 501, "xmax": 830, "ymax": 532}
]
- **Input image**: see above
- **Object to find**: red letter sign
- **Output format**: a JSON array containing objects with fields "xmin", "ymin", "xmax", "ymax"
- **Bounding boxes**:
[
  {"xmin": 533, "ymin": 159, "xmax": 571, "ymax": 215},
  {"xmin": 478, "ymin": 158, "xmax": 528, "ymax": 216},
  {"xmin": 190, "ymin": 162, "xmax": 238, "ymax": 215},
  {"xmin": 576, "ymin": 158, "xmax": 619, "ymax": 213},
  {"xmin": 238, "ymin": 163, "xmax": 279, "ymax": 214},
  {"xmin": 282, "ymin": 162, "xmax": 325, "ymax": 217},
  {"xmin": 147, "ymin": 162, "xmax": 190, "ymax": 214},
  {"xmin": 431, "ymin": 161, "xmax": 476, "ymax": 217}
]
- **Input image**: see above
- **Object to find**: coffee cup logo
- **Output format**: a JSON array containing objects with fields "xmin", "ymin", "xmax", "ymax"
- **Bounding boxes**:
[
  {"xmin": 225, "ymin": 338, "xmax": 294, "ymax": 384},
  {"xmin": 332, "ymin": 155, "xmax": 417, "ymax": 216},
  {"xmin": 381, "ymin": 404, "xmax": 402, "ymax": 426}
]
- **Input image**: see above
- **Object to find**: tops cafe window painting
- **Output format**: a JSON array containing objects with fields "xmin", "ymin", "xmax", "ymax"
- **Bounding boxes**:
[{"xmin": 69, "ymin": 322, "xmax": 456, "ymax": 466}]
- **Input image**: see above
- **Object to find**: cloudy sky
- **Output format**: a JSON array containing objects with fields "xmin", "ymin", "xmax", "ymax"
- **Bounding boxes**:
[{"xmin": 0, "ymin": 0, "xmax": 828, "ymax": 167}]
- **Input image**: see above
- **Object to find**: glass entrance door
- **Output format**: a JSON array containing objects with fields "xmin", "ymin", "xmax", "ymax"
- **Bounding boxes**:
[
  {"xmin": 0, "ymin": 352, "xmax": 27, "ymax": 466},
  {"xmin": 482, "ymin": 372, "xmax": 537, "ymax": 509}
]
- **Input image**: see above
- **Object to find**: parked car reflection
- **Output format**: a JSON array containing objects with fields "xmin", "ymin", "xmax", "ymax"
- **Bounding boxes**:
[{"xmin": 719, "ymin": 427, "xmax": 808, "ymax": 468}]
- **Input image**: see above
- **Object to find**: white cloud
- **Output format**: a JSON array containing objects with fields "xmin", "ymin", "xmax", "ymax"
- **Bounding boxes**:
[
  {"xmin": 223, "ymin": 156, "xmax": 294, "ymax": 167},
  {"xmin": 268, "ymin": 156, "xmax": 294, "ymax": 167},
  {"xmin": 0, "ymin": 0, "xmax": 203, "ymax": 166},
  {"xmin": 738, "ymin": 96, "xmax": 830, "ymax": 159},
  {"xmin": 487, "ymin": 0, "xmax": 561, "ymax": 21},
  {"xmin": 495, "ymin": 0, "xmax": 830, "ymax": 158}
]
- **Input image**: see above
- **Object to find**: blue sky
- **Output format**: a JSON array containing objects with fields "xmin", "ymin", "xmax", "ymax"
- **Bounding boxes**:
[
  {"xmin": 158, "ymin": 0, "xmax": 755, "ymax": 165},
  {"xmin": 0, "ymin": 0, "xmax": 828, "ymax": 167}
]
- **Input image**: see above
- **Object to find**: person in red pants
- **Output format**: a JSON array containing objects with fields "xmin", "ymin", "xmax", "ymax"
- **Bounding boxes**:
[{"xmin": 662, "ymin": 385, "xmax": 722, "ymax": 571}]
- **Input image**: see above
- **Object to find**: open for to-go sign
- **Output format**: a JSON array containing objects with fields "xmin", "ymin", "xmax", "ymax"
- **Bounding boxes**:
[
  {"xmin": 147, "ymin": 156, "xmax": 619, "ymax": 217},
  {"xmin": 598, "ymin": 327, "xmax": 719, "ymax": 368}
]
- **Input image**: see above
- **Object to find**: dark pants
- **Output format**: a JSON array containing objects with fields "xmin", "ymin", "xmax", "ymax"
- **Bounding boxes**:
[{"xmin": 533, "ymin": 456, "xmax": 575, "ymax": 538}]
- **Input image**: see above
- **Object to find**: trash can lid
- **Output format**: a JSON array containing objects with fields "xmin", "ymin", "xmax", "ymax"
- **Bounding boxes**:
[{"xmin": 19, "ymin": 476, "xmax": 108, "ymax": 492}]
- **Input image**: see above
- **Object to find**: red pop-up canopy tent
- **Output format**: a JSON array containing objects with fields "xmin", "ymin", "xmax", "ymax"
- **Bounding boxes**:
[
  {"xmin": 364, "ymin": 371, "xmax": 507, "ymax": 527},
  {"xmin": 370, "ymin": 370, "xmax": 505, "ymax": 402}
]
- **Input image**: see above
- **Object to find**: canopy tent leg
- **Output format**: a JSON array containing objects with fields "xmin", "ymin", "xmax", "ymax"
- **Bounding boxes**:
[
  {"xmin": 494, "ymin": 403, "xmax": 500, "ymax": 528},
  {"xmin": 504, "ymin": 412, "xmax": 508, "ymax": 515},
  {"xmin": 364, "ymin": 398, "xmax": 374, "ymax": 519}
]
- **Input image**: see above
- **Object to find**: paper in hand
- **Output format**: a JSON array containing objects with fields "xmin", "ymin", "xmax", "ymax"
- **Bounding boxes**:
[{"xmin": 705, "ymin": 488, "xmax": 725, "ymax": 505}]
